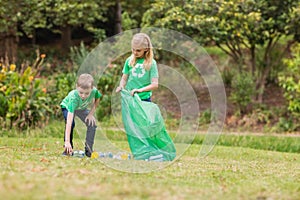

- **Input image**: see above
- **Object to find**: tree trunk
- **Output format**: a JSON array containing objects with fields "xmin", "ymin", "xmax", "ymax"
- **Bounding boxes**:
[
  {"xmin": 255, "ymin": 39, "xmax": 295, "ymax": 103},
  {"xmin": 0, "ymin": 30, "xmax": 18, "ymax": 63},
  {"xmin": 60, "ymin": 25, "xmax": 72, "ymax": 52},
  {"xmin": 256, "ymin": 65, "xmax": 272, "ymax": 103},
  {"xmin": 32, "ymin": 29, "xmax": 36, "ymax": 46},
  {"xmin": 115, "ymin": 0, "xmax": 122, "ymax": 34},
  {"xmin": 255, "ymin": 39, "xmax": 273, "ymax": 103},
  {"xmin": 250, "ymin": 44, "xmax": 256, "ymax": 76}
]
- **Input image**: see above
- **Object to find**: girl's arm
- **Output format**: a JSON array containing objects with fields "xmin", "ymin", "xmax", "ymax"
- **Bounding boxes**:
[
  {"xmin": 130, "ymin": 77, "xmax": 158, "ymax": 96},
  {"xmin": 65, "ymin": 112, "xmax": 74, "ymax": 154},
  {"xmin": 116, "ymin": 74, "xmax": 128, "ymax": 92}
]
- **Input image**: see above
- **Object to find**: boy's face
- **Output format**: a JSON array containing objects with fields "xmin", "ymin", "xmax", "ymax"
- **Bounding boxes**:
[{"xmin": 77, "ymin": 87, "xmax": 92, "ymax": 100}]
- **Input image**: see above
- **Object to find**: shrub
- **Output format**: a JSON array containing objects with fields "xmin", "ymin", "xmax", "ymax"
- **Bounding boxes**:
[
  {"xmin": 70, "ymin": 42, "xmax": 90, "ymax": 69},
  {"xmin": 96, "ymin": 63, "xmax": 122, "ymax": 120},
  {"xmin": 278, "ymin": 43, "xmax": 300, "ymax": 121},
  {"xmin": 47, "ymin": 72, "xmax": 76, "ymax": 117},
  {"xmin": 199, "ymin": 109, "xmax": 211, "ymax": 125},
  {"xmin": 0, "ymin": 56, "xmax": 53, "ymax": 130},
  {"xmin": 221, "ymin": 67, "xmax": 235, "ymax": 87},
  {"xmin": 229, "ymin": 72, "xmax": 255, "ymax": 114}
]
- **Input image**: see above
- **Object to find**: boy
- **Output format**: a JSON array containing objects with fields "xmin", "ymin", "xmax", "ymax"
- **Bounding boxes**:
[{"xmin": 60, "ymin": 73, "xmax": 101, "ymax": 157}]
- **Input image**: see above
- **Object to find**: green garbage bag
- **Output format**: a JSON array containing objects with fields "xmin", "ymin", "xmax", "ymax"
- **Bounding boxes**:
[{"xmin": 121, "ymin": 90, "xmax": 176, "ymax": 161}]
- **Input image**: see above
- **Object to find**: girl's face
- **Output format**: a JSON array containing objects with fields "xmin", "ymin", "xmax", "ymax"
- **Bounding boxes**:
[
  {"xmin": 77, "ymin": 86, "xmax": 92, "ymax": 100},
  {"xmin": 132, "ymin": 48, "xmax": 147, "ymax": 58}
]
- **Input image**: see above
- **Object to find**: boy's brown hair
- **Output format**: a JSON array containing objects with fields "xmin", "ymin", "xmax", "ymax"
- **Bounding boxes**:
[{"xmin": 76, "ymin": 73, "xmax": 94, "ymax": 89}]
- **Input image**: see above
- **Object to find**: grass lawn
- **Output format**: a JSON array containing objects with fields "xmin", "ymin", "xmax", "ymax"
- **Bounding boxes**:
[{"xmin": 0, "ymin": 136, "xmax": 299, "ymax": 200}]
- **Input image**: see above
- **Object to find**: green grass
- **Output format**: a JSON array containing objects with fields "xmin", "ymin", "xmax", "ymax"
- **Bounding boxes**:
[
  {"xmin": 103, "ymin": 129, "xmax": 300, "ymax": 153},
  {"xmin": 0, "ymin": 135, "xmax": 299, "ymax": 200},
  {"xmin": 200, "ymin": 133, "xmax": 300, "ymax": 153}
]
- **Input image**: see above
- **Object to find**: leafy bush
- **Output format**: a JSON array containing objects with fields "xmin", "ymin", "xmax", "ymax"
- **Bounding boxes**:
[
  {"xmin": 96, "ymin": 63, "xmax": 122, "ymax": 120},
  {"xmin": 47, "ymin": 72, "xmax": 76, "ymax": 117},
  {"xmin": 70, "ymin": 42, "xmax": 90, "ymax": 69},
  {"xmin": 278, "ymin": 43, "xmax": 300, "ymax": 123},
  {"xmin": 0, "ymin": 57, "xmax": 52, "ymax": 130},
  {"xmin": 199, "ymin": 109, "xmax": 211, "ymax": 125},
  {"xmin": 229, "ymin": 72, "xmax": 255, "ymax": 114},
  {"xmin": 274, "ymin": 117, "xmax": 297, "ymax": 133},
  {"xmin": 221, "ymin": 67, "xmax": 235, "ymax": 87}
]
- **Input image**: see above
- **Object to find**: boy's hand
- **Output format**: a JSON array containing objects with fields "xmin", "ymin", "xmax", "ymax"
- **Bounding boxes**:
[
  {"xmin": 64, "ymin": 141, "xmax": 73, "ymax": 155},
  {"xmin": 85, "ymin": 115, "xmax": 96, "ymax": 126}
]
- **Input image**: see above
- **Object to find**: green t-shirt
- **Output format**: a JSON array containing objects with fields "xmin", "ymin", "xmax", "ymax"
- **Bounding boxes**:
[
  {"xmin": 122, "ymin": 56, "xmax": 158, "ymax": 100},
  {"xmin": 60, "ymin": 87, "xmax": 102, "ymax": 113}
]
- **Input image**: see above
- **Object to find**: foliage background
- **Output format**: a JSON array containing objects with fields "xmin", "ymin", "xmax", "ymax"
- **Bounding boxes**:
[{"xmin": 0, "ymin": 0, "xmax": 299, "ymax": 132}]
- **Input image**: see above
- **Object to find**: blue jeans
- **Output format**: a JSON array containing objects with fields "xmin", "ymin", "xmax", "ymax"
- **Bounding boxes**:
[{"xmin": 61, "ymin": 108, "xmax": 97, "ymax": 156}]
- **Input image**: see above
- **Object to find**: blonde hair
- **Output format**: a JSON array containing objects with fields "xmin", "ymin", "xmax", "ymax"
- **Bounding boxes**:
[
  {"xmin": 76, "ymin": 73, "xmax": 94, "ymax": 89},
  {"xmin": 130, "ymin": 33, "xmax": 154, "ymax": 70}
]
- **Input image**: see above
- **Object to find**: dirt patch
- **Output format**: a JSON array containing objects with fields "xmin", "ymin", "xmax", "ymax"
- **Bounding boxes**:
[{"xmin": 154, "ymin": 83, "xmax": 288, "ymax": 131}]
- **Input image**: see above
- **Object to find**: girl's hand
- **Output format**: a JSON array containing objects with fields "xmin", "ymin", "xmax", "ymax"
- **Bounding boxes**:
[
  {"xmin": 85, "ymin": 115, "xmax": 96, "ymax": 126},
  {"xmin": 116, "ymin": 86, "xmax": 123, "ymax": 93},
  {"xmin": 130, "ymin": 88, "xmax": 142, "ymax": 96},
  {"xmin": 64, "ymin": 141, "xmax": 73, "ymax": 155}
]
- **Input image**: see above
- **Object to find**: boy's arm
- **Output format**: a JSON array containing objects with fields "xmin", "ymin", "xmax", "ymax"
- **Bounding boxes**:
[
  {"xmin": 89, "ymin": 98, "xmax": 100, "ymax": 116},
  {"xmin": 85, "ymin": 98, "xmax": 100, "ymax": 126},
  {"xmin": 65, "ymin": 112, "xmax": 74, "ymax": 154}
]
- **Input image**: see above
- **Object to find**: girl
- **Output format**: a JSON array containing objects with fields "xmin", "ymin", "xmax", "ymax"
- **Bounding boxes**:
[
  {"xmin": 116, "ymin": 33, "xmax": 158, "ymax": 101},
  {"xmin": 116, "ymin": 33, "xmax": 176, "ymax": 161}
]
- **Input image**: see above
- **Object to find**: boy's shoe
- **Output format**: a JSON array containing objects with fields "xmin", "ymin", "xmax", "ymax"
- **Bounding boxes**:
[
  {"xmin": 85, "ymin": 151, "xmax": 91, "ymax": 158},
  {"xmin": 85, "ymin": 148, "xmax": 92, "ymax": 157}
]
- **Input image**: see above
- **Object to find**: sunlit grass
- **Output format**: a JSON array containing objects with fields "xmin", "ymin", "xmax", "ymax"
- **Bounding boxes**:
[{"xmin": 0, "ymin": 136, "xmax": 299, "ymax": 199}]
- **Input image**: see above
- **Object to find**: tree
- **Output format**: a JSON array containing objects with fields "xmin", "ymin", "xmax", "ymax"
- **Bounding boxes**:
[
  {"xmin": 121, "ymin": 0, "xmax": 152, "ymax": 30},
  {"xmin": 0, "ymin": 0, "xmax": 22, "ymax": 62},
  {"xmin": 115, "ymin": 0, "xmax": 122, "ymax": 34},
  {"xmin": 0, "ymin": 0, "xmax": 50, "ymax": 62},
  {"xmin": 18, "ymin": 0, "xmax": 48, "ymax": 45},
  {"xmin": 44, "ymin": 0, "xmax": 109, "ymax": 51},
  {"xmin": 0, "ymin": 0, "xmax": 110, "ymax": 59},
  {"xmin": 142, "ymin": 0, "xmax": 300, "ymax": 102}
]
